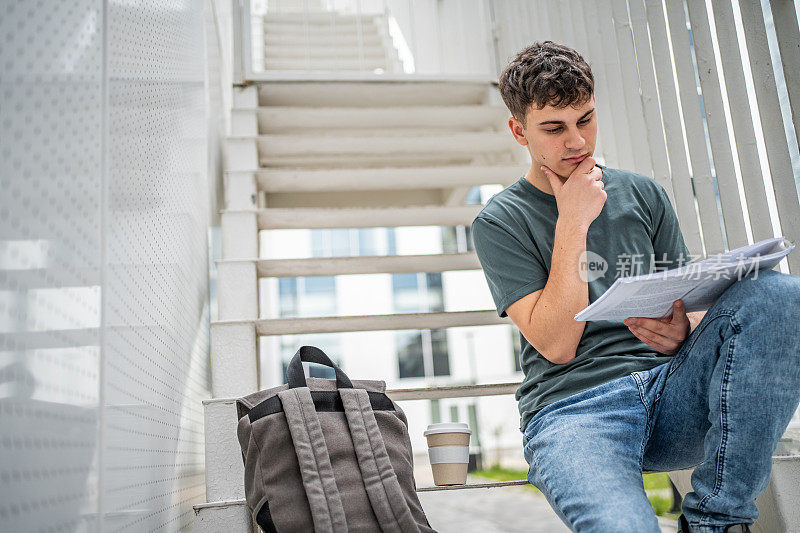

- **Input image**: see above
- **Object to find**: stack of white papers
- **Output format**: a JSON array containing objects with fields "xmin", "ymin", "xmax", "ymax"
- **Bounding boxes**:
[{"xmin": 574, "ymin": 237, "xmax": 795, "ymax": 322}]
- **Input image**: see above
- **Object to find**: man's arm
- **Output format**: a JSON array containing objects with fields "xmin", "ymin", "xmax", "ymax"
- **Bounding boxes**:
[
  {"xmin": 624, "ymin": 180, "xmax": 704, "ymax": 352},
  {"xmin": 503, "ymin": 157, "xmax": 606, "ymax": 365},
  {"xmin": 505, "ymin": 219, "xmax": 590, "ymax": 365}
]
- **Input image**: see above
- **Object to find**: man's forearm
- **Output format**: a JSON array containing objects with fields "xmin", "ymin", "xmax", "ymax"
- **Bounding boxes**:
[{"xmin": 529, "ymin": 219, "xmax": 590, "ymax": 364}]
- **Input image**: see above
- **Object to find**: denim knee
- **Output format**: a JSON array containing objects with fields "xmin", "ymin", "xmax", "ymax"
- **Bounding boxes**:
[
  {"xmin": 716, "ymin": 269, "xmax": 800, "ymax": 319},
  {"xmin": 575, "ymin": 507, "xmax": 660, "ymax": 533}
]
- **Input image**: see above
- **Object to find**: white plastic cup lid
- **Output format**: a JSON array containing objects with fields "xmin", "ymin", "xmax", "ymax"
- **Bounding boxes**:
[{"xmin": 424, "ymin": 422, "xmax": 472, "ymax": 436}]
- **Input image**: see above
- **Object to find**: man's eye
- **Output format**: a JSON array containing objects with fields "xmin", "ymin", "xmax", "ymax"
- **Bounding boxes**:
[{"xmin": 546, "ymin": 119, "xmax": 590, "ymax": 134}]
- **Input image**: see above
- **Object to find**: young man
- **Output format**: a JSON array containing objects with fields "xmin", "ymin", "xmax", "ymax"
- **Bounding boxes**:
[{"xmin": 472, "ymin": 41, "xmax": 800, "ymax": 533}]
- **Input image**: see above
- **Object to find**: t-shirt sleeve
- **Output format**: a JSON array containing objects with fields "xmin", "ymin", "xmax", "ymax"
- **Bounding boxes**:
[
  {"xmin": 650, "ymin": 184, "xmax": 692, "ymax": 270},
  {"xmin": 471, "ymin": 215, "xmax": 549, "ymax": 318}
]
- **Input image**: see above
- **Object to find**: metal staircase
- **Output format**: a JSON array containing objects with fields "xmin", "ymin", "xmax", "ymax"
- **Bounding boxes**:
[
  {"xmin": 193, "ymin": 60, "xmax": 530, "ymax": 528},
  {"xmin": 255, "ymin": 9, "xmax": 402, "ymax": 73},
  {"xmin": 192, "ymin": 2, "xmax": 800, "ymax": 530}
]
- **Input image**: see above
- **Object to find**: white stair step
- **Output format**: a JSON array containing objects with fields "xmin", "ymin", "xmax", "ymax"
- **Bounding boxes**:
[
  {"xmin": 200, "ymin": 382, "xmax": 520, "ymax": 502},
  {"xmin": 242, "ymin": 164, "xmax": 521, "ymax": 192},
  {"xmin": 243, "ymin": 131, "xmax": 513, "ymax": 156},
  {"xmin": 262, "ymin": 28, "xmax": 380, "ymax": 40},
  {"xmin": 264, "ymin": 44, "xmax": 389, "ymax": 59},
  {"xmin": 264, "ymin": 33, "xmax": 383, "ymax": 47},
  {"xmin": 193, "ymin": 500, "xmax": 253, "ymax": 532},
  {"xmin": 215, "ymin": 254, "xmax": 481, "ymax": 321},
  {"xmin": 254, "ymin": 80, "xmax": 491, "ymax": 107},
  {"xmin": 194, "ymin": 480, "xmax": 539, "ymax": 530},
  {"xmin": 222, "ymin": 205, "xmax": 482, "ymax": 230},
  {"xmin": 224, "ymin": 121, "xmax": 515, "ymax": 169},
  {"xmin": 263, "ymin": 58, "xmax": 389, "ymax": 70},
  {"xmin": 257, "ymin": 155, "xmax": 501, "ymax": 168},
  {"xmin": 224, "ymin": 131, "xmax": 517, "ymax": 169},
  {"xmin": 263, "ymin": 19, "xmax": 380, "ymax": 31},
  {"xmin": 196, "ymin": 382, "xmax": 525, "ymax": 526},
  {"xmin": 385, "ymin": 381, "xmax": 522, "ymax": 401},
  {"xmin": 233, "ymin": 105, "xmax": 508, "ymax": 132},
  {"xmin": 196, "ymin": 472, "xmax": 534, "ymax": 520},
  {"xmin": 213, "ymin": 310, "xmax": 508, "ymax": 336},
  {"xmin": 263, "ymin": 12, "xmax": 383, "ymax": 24},
  {"xmin": 219, "ymin": 252, "xmax": 481, "ymax": 278},
  {"xmin": 262, "ymin": 24, "xmax": 380, "ymax": 37}
]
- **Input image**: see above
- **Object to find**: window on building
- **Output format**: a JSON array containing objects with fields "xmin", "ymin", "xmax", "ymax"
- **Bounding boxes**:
[
  {"xmin": 429, "ymin": 399, "xmax": 441, "ymax": 424},
  {"xmin": 278, "ymin": 276, "xmax": 298, "ymax": 316},
  {"xmin": 449, "ymin": 405, "xmax": 459, "ymax": 422},
  {"xmin": 441, "ymin": 225, "xmax": 474, "ymax": 254},
  {"xmin": 357, "ymin": 228, "xmax": 380, "ymax": 256},
  {"xmin": 277, "ymin": 276, "xmax": 337, "ymax": 317},
  {"xmin": 425, "ymin": 273, "xmax": 444, "ymax": 312},
  {"xmin": 430, "ymin": 329, "xmax": 450, "ymax": 375},
  {"xmin": 396, "ymin": 329, "xmax": 450, "ymax": 379},
  {"xmin": 309, "ymin": 228, "xmax": 391, "ymax": 257},
  {"xmin": 387, "ymin": 228, "xmax": 397, "ymax": 255},
  {"xmin": 397, "ymin": 331, "xmax": 425, "ymax": 378},
  {"xmin": 465, "ymin": 185, "xmax": 482, "ymax": 204},
  {"xmin": 391, "ymin": 272, "xmax": 444, "ymax": 314},
  {"xmin": 392, "ymin": 267, "xmax": 450, "ymax": 379},
  {"xmin": 311, "ymin": 228, "xmax": 352, "ymax": 257}
]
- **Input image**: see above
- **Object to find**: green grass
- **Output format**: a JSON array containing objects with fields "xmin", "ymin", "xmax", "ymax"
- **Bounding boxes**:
[
  {"xmin": 471, "ymin": 464, "xmax": 542, "ymax": 495},
  {"xmin": 472, "ymin": 466, "xmax": 678, "ymax": 518}
]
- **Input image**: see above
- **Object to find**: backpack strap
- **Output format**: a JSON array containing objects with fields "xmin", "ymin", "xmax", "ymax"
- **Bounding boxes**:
[
  {"xmin": 277, "ymin": 387, "xmax": 348, "ymax": 533},
  {"xmin": 340, "ymin": 388, "xmax": 421, "ymax": 533}
]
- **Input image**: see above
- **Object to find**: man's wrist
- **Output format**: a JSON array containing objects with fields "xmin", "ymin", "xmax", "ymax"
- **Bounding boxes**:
[{"xmin": 555, "ymin": 218, "xmax": 589, "ymax": 237}]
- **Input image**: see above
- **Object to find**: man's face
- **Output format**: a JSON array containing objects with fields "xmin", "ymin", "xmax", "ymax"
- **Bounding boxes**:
[{"xmin": 509, "ymin": 96, "xmax": 597, "ymax": 179}]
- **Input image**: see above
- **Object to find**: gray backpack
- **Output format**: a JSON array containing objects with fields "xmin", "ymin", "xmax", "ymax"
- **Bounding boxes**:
[{"xmin": 236, "ymin": 345, "xmax": 437, "ymax": 532}]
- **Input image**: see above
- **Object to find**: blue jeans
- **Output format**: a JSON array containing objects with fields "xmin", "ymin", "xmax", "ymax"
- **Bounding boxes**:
[{"xmin": 521, "ymin": 269, "xmax": 800, "ymax": 532}]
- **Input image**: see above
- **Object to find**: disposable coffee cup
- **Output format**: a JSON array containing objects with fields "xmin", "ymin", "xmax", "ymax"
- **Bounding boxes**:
[{"xmin": 424, "ymin": 422, "xmax": 472, "ymax": 486}]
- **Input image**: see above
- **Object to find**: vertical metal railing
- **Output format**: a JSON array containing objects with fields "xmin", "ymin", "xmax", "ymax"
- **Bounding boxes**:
[
  {"xmin": 642, "ymin": 0, "xmax": 705, "ymax": 257},
  {"xmin": 627, "ymin": 0, "xmax": 675, "ymax": 205},
  {"xmin": 712, "ymin": 1, "xmax": 774, "ymax": 245},
  {"xmin": 685, "ymin": 0, "xmax": 749, "ymax": 250},
  {"xmin": 487, "ymin": 0, "xmax": 799, "ymax": 275},
  {"xmin": 737, "ymin": 0, "xmax": 800, "ymax": 273}
]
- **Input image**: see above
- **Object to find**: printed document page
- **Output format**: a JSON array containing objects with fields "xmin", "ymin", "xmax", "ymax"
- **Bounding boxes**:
[{"xmin": 575, "ymin": 237, "xmax": 794, "ymax": 321}]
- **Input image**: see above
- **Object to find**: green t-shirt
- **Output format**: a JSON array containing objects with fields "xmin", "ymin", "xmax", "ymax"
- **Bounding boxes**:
[{"xmin": 471, "ymin": 165, "xmax": 691, "ymax": 433}]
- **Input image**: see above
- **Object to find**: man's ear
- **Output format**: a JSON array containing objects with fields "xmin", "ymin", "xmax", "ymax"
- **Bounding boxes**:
[{"xmin": 508, "ymin": 116, "xmax": 529, "ymax": 146}]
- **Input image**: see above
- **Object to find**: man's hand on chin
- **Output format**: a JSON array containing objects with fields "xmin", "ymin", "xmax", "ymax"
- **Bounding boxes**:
[{"xmin": 623, "ymin": 300, "xmax": 692, "ymax": 356}]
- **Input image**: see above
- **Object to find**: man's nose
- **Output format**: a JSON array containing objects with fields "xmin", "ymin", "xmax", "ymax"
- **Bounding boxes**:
[{"xmin": 565, "ymin": 128, "xmax": 586, "ymax": 150}]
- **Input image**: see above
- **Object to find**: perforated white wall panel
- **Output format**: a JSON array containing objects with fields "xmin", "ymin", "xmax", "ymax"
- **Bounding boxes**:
[{"xmin": 0, "ymin": 1, "xmax": 214, "ymax": 531}]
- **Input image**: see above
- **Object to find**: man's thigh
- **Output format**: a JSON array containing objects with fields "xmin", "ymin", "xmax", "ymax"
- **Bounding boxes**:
[
  {"xmin": 639, "ymin": 270, "xmax": 800, "ymax": 529},
  {"xmin": 642, "ymin": 269, "xmax": 800, "ymax": 472},
  {"xmin": 523, "ymin": 375, "xmax": 660, "ymax": 532},
  {"xmin": 639, "ymin": 324, "xmax": 715, "ymax": 473}
]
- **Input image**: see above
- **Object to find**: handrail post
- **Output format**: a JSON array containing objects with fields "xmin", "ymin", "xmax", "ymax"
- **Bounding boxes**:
[{"xmin": 232, "ymin": 0, "xmax": 246, "ymax": 84}]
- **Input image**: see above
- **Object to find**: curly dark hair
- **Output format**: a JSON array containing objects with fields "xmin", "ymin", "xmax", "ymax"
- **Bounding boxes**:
[{"xmin": 498, "ymin": 41, "xmax": 594, "ymax": 127}]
